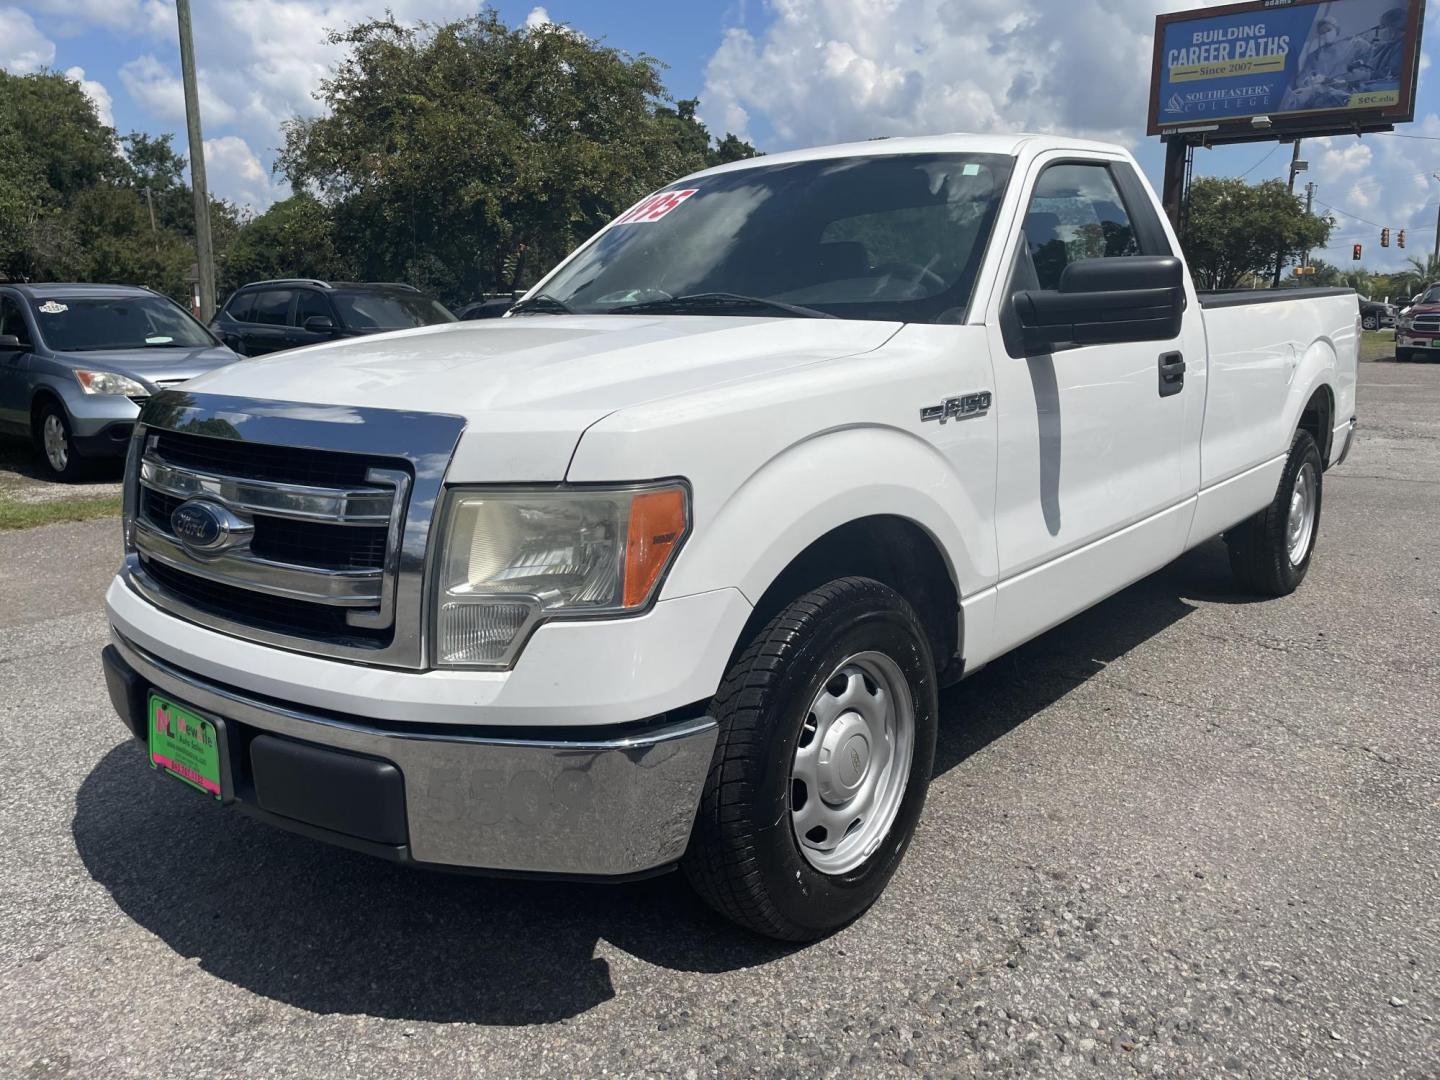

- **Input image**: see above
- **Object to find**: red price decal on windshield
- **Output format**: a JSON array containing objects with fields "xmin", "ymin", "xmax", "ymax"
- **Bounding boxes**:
[{"xmin": 615, "ymin": 189, "xmax": 698, "ymax": 224}]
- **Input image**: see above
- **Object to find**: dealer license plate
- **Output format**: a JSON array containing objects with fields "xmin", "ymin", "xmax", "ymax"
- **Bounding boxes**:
[{"xmin": 148, "ymin": 694, "xmax": 222, "ymax": 800}]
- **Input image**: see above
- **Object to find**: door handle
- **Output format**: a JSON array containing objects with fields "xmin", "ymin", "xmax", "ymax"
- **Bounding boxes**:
[{"xmin": 1159, "ymin": 351, "xmax": 1185, "ymax": 398}]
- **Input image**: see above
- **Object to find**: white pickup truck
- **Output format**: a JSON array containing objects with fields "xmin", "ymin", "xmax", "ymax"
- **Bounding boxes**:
[{"xmin": 102, "ymin": 133, "xmax": 1358, "ymax": 940}]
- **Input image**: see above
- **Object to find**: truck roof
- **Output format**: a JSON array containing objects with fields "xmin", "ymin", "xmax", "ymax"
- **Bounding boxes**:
[{"xmin": 684, "ymin": 132, "xmax": 1129, "ymax": 183}]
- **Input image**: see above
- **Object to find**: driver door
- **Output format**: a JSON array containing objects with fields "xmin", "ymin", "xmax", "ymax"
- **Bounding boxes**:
[{"xmin": 983, "ymin": 155, "xmax": 1206, "ymax": 651}]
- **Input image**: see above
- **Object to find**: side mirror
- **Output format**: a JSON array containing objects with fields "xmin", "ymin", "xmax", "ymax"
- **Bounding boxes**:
[
  {"xmin": 1013, "ymin": 256, "xmax": 1185, "ymax": 355},
  {"xmin": 0, "ymin": 334, "xmax": 22, "ymax": 351},
  {"xmin": 302, "ymin": 316, "xmax": 336, "ymax": 334}
]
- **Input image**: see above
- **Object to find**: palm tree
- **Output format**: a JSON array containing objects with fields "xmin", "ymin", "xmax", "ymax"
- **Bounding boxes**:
[{"xmin": 1405, "ymin": 253, "xmax": 1440, "ymax": 285}]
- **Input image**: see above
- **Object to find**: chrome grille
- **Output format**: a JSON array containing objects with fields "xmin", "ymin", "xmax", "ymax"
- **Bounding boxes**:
[{"xmin": 122, "ymin": 391, "xmax": 466, "ymax": 669}]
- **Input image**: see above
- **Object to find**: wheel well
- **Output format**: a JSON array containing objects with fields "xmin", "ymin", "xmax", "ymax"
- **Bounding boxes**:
[
  {"xmin": 1299, "ymin": 384, "xmax": 1334, "ymax": 465},
  {"xmin": 29, "ymin": 388, "xmax": 63, "ymax": 437},
  {"xmin": 738, "ymin": 515, "xmax": 963, "ymax": 684}
]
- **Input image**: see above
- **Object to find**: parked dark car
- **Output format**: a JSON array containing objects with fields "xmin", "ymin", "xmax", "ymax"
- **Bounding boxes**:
[
  {"xmin": 456, "ymin": 297, "xmax": 516, "ymax": 320},
  {"xmin": 211, "ymin": 279, "xmax": 455, "ymax": 356},
  {"xmin": 1359, "ymin": 298, "xmax": 1396, "ymax": 332},
  {"xmin": 0, "ymin": 283, "xmax": 240, "ymax": 479}
]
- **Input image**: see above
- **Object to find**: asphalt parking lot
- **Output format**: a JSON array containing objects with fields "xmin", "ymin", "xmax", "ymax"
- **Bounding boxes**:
[{"xmin": 1, "ymin": 357, "xmax": 1437, "ymax": 1079}]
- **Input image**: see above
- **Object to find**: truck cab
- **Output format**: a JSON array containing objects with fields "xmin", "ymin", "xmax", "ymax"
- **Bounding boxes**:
[{"xmin": 101, "ymin": 134, "xmax": 1358, "ymax": 940}]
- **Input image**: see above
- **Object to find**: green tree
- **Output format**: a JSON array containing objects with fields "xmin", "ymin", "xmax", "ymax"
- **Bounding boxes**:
[
  {"xmin": 1181, "ymin": 177, "xmax": 1333, "ymax": 290},
  {"xmin": 221, "ymin": 194, "xmax": 352, "ymax": 293},
  {"xmin": 0, "ymin": 69, "xmax": 239, "ymax": 300},
  {"xmin": 278, "ymin": 13, "xmax": 758, "ymax": 303}
]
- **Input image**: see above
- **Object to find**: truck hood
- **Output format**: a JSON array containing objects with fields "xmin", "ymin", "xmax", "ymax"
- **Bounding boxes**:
[
  {"xmin": 56, "ymin": 345, "xmax": 240, "ymax": 389},
  {"xmin": 181, "ymin": 315, "xmax": 901, "ymax": 480}
]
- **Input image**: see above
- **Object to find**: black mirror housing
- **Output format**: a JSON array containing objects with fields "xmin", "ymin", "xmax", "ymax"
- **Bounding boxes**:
[
  {"xmin": 1014, "ymin": 256, "xmax": 1185, "ymax": 355},
  {"xmin": 303, "ymin": 316, "xmax": 336, "ymax": 334},
  {"xmin": 0, "ymin": 334, "xmax": 22, "ymax": 350}
]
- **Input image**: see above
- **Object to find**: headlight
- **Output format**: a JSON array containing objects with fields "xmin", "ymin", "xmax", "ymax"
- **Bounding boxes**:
[
  {"xmin": 433, "ymin": 483, "xmax": 689, "ymax": 667},
  {"xmin": 75, "ymin": 369, "xmax": 148, "ymax": 396}
]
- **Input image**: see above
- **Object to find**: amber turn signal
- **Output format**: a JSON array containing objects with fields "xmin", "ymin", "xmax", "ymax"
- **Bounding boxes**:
[{"xmin": 623, "ymin": 486, "xmax": 688, "ymax": 608}]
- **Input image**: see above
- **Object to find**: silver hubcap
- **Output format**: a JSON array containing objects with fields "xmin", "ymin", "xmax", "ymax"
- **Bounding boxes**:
[
  {"xmin": 1286, "ymin": 461, "xmax": 1317, "ymax": 566},
  {"xmin": 42, "ymin": 414, "xmax": 68, "ymax": 472},
  {"xmin": 790, "ymin": 651, "xmax": 914, "ymax": 875}
]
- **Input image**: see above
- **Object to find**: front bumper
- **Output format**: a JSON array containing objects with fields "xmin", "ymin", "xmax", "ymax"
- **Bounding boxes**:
[{"xmin": 104, "ymin": 631, "xmax": 718, "ymax": 878}]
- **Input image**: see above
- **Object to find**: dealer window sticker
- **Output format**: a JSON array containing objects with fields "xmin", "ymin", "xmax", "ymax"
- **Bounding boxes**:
[
  {"xmin": 614, "ymin": 189, "xmax": 698, "ymax": 225},
  {"xmin": 38, "ymin": 301, "xmax": 68, "ymax": 314}
]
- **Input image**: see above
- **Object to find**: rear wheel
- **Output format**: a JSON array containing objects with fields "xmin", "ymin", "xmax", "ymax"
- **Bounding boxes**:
[
  {"xmin": 1225, "ymin": 429, "xmax": 1323, "ymax": 597},
  {"xmin": 1362, "ymin": 314, "xmax": 1379, "ymax": 331},
  {"xmin": 683, "ymin": 577, "xmax": 938, "ymax": 940},
  {"xmin": 33, "ymin": 400, "xmax": 87, "ymax": 482}
]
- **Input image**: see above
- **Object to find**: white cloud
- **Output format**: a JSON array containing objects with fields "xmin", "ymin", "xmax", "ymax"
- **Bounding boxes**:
[
  {"xmin": 202, "ymin": 134, "xmax": 287, "ymax": 209},
  {"xmin": 64, "ymin": 66, "xmax": 114, "ymax": 127},
  {"xmin": 0, "ymin": 5, "xmax": 56, "ymax": 74},
  {"xmin": 120, "ymin": 53, "xmax": 236, "ymax": 126},
  {"xmin": 19, "ymin": 0, "xmax": 171, "ymax": 35},
  {"xmin": 700, "ymin": 0, "xmax": 1217, "ymax": 148},
  {"xmin": 525, "ymin": 6, "xmax": 552, "ymax": 29}
]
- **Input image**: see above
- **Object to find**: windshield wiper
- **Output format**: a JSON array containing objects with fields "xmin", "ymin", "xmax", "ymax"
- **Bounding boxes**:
[
  {"xmin": 507, "ymin": 293, "xmax": 574, "ymax": 316},
  {"xmin": 606, "ymin": 292, "xmax": 836, "ymax": 319}
]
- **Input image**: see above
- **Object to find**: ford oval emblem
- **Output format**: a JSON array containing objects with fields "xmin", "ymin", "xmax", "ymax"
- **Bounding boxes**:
[{"xmin": 170, "ymin": 499, "xmax": 251, "ymax": 554}]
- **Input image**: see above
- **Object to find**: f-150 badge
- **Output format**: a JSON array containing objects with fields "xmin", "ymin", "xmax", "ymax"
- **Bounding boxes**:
[{"xmin": 921, "ymin": 391, "xmax": 992, "ymax": 424}]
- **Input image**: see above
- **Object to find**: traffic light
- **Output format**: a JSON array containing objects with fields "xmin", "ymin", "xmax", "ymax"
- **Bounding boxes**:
[
  {"xmin": 1382, "ymin": 228, "xmax": 1391, "ymax": 248},
  {"xmin": 1399, "ymin": 230, "xmax": 1407, "ymax": 249},
  {"xmin": 1353, "ymin": 244, "xmax": 1363, "ymax": 261}
]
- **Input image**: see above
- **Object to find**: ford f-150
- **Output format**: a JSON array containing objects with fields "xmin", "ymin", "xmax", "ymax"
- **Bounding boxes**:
[{"xmin": 101, "ymin": 133, "xmax": 1359, "ymax": 940}]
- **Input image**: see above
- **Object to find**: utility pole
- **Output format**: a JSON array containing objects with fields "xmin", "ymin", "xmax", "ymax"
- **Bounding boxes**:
[
  {"xmin": 143, "ymin": 187, "xmax": 159, "ymax": 255},
  {"xmin": 1301, "ymin": 180, "xmax": 1316, "ymax": 273},
  {"xmin": 1432, "ymin": 173, "xmax": 1440, "ymax": 272},
  {"xmin": 176, "ymin": 0, "xmax": 216, "ymax": 321},
  {"xmin": 1272, "ymin": 140, "xmax": 1304, "ymax": 288}
]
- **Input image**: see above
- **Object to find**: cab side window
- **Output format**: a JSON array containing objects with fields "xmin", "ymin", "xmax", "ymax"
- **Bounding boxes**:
[
  {"xmin": 0, "ymin": 296, "xmax": 32, "ymax": 345},
  {"xmin": 1022, "ymin": 164, "xmax": 1140, "ymax": 291}
]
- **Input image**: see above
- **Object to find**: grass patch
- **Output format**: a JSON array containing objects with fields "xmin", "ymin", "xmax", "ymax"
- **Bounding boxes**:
[
  {"xmin": 0, "ymin": 494, "xmax": 122, "ymax": 531},
  {"xmin": 1361, "ymin": 330, "xmax": 1397, "ymax": 363}
]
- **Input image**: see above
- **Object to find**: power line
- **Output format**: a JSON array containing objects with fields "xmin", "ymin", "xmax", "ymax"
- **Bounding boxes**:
[{"xmin": 1237, "ymin": 144, "xmax": 1280, "ymax": 179}]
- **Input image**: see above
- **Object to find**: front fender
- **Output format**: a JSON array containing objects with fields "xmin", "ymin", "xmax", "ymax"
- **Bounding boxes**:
[{"xmin": 663, "ymin": 425, "xmax": 992, "ymax": 605}]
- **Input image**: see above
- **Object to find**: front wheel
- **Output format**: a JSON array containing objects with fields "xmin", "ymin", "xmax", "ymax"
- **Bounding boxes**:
[
  {"xmin": 683, "ymin": 577, "xmax": 938, "ymax": 940},
  {"xmin": 1225, "ymin": 429, "xmax": 1323, "ymax": 597},
  {"xmin": 1362, "ymin": 314, "xmax": 1379, "ymax": 331},
  {"xmin": 33, "ymin": 400, "xmax": 87, "ymax": 481}
]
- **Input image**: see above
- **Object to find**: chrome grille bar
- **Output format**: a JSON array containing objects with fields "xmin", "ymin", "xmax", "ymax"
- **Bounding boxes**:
[
  {"xmin": 134, "ymin": 520, "xmax": 384, "ymax": 605},
  {"xmin": 140, "ymin": 456, "xmax": 394, "ymax": 524}
]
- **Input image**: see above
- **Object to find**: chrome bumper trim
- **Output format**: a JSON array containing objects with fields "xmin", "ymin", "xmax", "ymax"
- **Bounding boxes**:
[{"xmin": 111, "ymin": 629, "xmax": 718, "ymax": 876}]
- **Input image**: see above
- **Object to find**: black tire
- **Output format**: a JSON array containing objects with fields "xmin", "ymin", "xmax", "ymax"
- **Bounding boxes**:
[
  {"xmin": 33, "ymin": 399, "xmax": 88, "ymax": 482},
  {"xmin": 1362, "ymin": 315, "xmax": 1379, "ymax": 331},
  {"xmin": 1225, "ymin": 429, "xmax": 1323, "ymax": 597},
  {"xmin": 683, "ymin": 577, "xmax": 938, "ymax": 941},
  {"xmin": 1396, "ymin": 348, "xmax": 1414, "ymax": 362}
]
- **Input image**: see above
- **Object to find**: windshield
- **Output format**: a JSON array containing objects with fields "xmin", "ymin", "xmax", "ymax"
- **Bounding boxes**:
[
  {"xmin": 33, "ymin": 295, "xmax": 216, "ymax": 351},
  {"xmin": 541, "ymin": 153, "xmax": 1015, "ymax": 324},
  {"xmin": 1420, "ymin": 287, "xmax": 1440, "ymax": 305},
  {"xmin": 333, "ymin": 292, "xmax": 455, "ymax": 330}
]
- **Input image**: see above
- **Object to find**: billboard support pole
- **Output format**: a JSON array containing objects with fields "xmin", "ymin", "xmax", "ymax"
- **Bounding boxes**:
[
  {"xmin": 1272, "ymin": 141, "xmax": 1303, "ymax": 288},
  {"xmin": 1162, "ymin": 137, "xmax": 1189, "ymax": 232}
]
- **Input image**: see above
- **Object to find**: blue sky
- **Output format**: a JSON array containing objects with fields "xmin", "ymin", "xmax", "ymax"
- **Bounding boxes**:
[{"xmin": 3, "ymin": 0, "xmax": 1439, "ymax": 275}]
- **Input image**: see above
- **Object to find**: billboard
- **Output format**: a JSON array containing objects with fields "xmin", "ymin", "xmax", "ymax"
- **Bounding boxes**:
[{"xmin": 1148, "ymin": 0, "xmax": 1424, "ymax": 139}]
